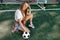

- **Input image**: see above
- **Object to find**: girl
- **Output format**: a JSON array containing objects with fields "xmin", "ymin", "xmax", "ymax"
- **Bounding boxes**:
[{"xmin": 11, "ymin": 1, "xmax": 35, "ymax": 33}]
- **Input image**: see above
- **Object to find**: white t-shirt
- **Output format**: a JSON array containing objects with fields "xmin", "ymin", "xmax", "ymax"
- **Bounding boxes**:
[{"xmin": 15, "ymin": 9, "xmax": 23, "ymax": 21}]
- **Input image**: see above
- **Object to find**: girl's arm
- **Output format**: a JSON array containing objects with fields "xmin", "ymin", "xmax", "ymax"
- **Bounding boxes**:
[{"xmin": 18, "ymin": 19, "xmax": 30, "ymax": 32}]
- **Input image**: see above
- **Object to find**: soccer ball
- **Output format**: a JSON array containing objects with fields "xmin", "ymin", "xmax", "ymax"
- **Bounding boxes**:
[{"xmin": 22, "ymin": 32, "xmax": 30, "ymax": 39}]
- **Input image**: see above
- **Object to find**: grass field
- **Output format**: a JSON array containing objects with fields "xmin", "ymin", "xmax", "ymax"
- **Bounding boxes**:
[
  {"xmin": 0, "ymin": 4, "xmax": 60, "ymax": 10},
  {"xmin": 0, "ymin": 4, "xmax": 60, "ymax": 40}
]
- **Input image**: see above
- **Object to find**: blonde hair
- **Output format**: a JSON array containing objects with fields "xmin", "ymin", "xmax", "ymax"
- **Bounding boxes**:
[
  {"xmin": 20, "ymin": 1, "xmax": 29, "ymax": 11},
  {"xmin": 20, "ymin": 1, "xmax": 31, "ymax": 16}
]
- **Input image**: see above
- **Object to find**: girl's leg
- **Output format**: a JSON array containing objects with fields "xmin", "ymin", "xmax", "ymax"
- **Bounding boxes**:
[
  {"xmin": 11, "ymin": 25, "xmax": 17, "ymax": 33},
  {"xmin": 23, "ymin": 14, "xmax": 35, "ymax": 28},
  {"xmin": 29, "ymin": 15, "xmax": 35, "ymax": 28},
  {"xmin": 11, "ymin": 24, "xmax": 30, "ymax": 32},
  {"xmin": 11, "ymin": 23, "xmax": 23, "ymax": 32},
  {"xmin": 29, "ymin": 14, "xmax": 33, "ymax": 25}
]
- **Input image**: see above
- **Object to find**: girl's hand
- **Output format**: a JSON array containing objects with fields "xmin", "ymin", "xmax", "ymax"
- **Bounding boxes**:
[{"xmin": 24, "ymin": 26, "xmax": 30, "ymax": 32}]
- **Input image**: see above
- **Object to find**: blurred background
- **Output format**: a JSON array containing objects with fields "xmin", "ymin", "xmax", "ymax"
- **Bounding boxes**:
[{"xmin": 0, "ymin": 0, "xmax": 60, "ymax": 4}]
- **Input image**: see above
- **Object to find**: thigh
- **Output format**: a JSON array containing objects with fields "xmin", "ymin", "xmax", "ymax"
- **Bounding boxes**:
[
  {"xmin": 22, "ymin": 15, "xmax": 32, "ymax": 24},
  {"xmin": 25, "ymin": 14, "xmax": 33, "ymax": 21}
]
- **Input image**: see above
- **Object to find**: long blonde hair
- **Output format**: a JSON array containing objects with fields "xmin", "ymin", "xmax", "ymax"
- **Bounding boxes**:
[
  {"xmin": 20, "ymin": 1, "xmax": 29, "ymax": 11},
  {"xmin": 20, "ymin": 1, "xmax": 31, "ymax": 16}
]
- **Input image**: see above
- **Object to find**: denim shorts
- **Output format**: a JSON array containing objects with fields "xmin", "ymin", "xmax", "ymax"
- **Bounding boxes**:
[{"xmin": 15, "ymin": 21, "xmax": 21, "ymax": 30}]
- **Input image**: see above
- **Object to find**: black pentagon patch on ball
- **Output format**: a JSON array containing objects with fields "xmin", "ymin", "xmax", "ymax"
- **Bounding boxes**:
[
  {"xmin": 25, "ymin": 32, "xmax": 27, "ymax": 34},
  {"xmin": 24, "ymin": 35, "xmax": 26, "ymax": 37}
]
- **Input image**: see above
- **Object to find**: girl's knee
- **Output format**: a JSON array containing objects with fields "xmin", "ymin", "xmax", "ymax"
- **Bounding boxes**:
[
  {"xmin": 30, "ymin": 14, "xmax": 33, "ymax": 18},
  {"xmin": 28, "ymin": 14, "xmax": 33, "ymax": 19}
]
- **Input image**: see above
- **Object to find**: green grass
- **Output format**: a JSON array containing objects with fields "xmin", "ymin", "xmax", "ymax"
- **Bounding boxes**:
[
  {"xmin": 0, "ymin": 4, "xmax": 60, "ymax": 10},
  {"xmin": 0, "ymin": 10, "xmax": 60, "ymax": 40},
  {"xmin": 0, "ymin": 4, "xmax": 40, "ymax": 10},
  {"xmin": 46, "ymin": 4, "xmax": 60, "ymax": 9}
]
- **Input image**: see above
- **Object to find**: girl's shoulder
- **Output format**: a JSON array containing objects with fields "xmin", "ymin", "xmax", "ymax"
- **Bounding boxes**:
[
  {"xmin": 15, "ymin": 9, "xmax": 21, "ymax": 13},
  {"xmin": 16, "ymin": 9, "xmax": 21, "ymax": 12}
]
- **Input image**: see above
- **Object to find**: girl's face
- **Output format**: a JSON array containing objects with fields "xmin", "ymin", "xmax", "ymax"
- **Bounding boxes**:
[{"xmin": 23, "ymin": 3, "xmax": 29, "ymax": 11}]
